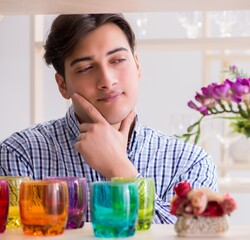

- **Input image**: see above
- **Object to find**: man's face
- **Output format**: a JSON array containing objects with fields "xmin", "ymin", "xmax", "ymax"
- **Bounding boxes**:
[{"xmin": 57, "ymin": 23, "xmax": 141, "ymax": 126}]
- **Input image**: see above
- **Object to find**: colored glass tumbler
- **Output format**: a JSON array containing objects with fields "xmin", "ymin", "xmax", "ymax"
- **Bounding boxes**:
[
  {"xmin": 91, "ymin": 181, "xmax": 139, "ymax": 238},
  {"xmin": 112, "ymin": 177, "xmax": 155, "ymax": 230},
  {"xmin": 0, "ymin": 176, "xmax": 30, "ymax": 229},
  {"xmin": 0, "ymin": 180, "xmax": 9, "ymax": 233},
  {"xmin": 44, "ymin": 177, "xmax": 87, "ymax": 229},
  {"xmin": 19, "ymin": 180, "xmax": 68, "ymax": 236}
]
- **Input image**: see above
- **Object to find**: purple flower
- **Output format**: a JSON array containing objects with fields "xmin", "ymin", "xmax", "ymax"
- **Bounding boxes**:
[
  {"xmin": 213, "ymin": 81, "xmax": 231, "ymax": 100},
  {"xmin": 197, "ymin": 105, "xmax": 209, "ymax": 115},
  {"xmin": 187, "ymin": 101, "xmax": 209, "ymax": 115},
  {"xmin": 232, "ymin": 78, "xmax": 250, "ymax": 95},
  {"xmin": 229, "ymin": 65, "xmax": 237, "ymax": 72},
  {"xmin": 188, "ymin": 100, "xmax": 198, "ymax": 110},
  {"xmin": 201, "ymin": 83, "xmax": 217, "ymax": 98},
  {"xmin": 195, "ymin": 92, "xmax": 204, "ymax": 103},
  {"xmin": 229, "ymin": 78, "xmax": 250, "ymax": 103},
  {"xmin": 183, "ymin": 65, "xmax": 250, "ymax": 145}
]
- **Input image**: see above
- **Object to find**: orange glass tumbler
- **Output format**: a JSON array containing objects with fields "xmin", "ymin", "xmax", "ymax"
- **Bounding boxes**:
[{"xmin": 19, "ymin": 180, "xmax": 68, "ymax": 236}]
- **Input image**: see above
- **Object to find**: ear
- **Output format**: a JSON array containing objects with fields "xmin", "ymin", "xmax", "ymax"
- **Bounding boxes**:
[
  {"xmin": 55, "ymin": 73, "xmax": 70, "ymax": 99},
  {"xmin": 134, "ymin": 53, "xmax": 142, "ymax": 80}
]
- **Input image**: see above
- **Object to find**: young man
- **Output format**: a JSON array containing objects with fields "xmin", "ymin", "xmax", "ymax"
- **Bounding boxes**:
[{"xmin": 0, "ymin": 14, "xmax": 217, "ymax": 224}]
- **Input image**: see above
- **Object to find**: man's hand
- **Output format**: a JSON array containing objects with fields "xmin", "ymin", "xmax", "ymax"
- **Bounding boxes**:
[{"xmin": 72, "ymin": 93, "xmax": 138, "ymax": 179}]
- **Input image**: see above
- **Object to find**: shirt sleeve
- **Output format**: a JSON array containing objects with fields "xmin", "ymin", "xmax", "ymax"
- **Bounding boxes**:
[
  {"xmin": 178, "ymin": 147, "xmax": 218, "ymax": 191},
  {"xmin": 153, "ymin": 193, "xmax": 176, "ymax": 224},
  {"xmin": 0, "ymin": 143, "xmax": 34, "ymax": 178}
]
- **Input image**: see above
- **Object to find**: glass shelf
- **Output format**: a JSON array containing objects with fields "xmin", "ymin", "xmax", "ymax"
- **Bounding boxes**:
[{"xmin": 0, "ymin": 0, "xmax": 250, "ymax": 15}]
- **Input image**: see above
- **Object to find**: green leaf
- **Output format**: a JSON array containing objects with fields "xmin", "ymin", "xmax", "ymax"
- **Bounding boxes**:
[
  {"xmin": 184, "ymin": 135, "xmax": 191, "ymax": 142},
  {"xmin": 238, "ymin": 104, "xmax": 248, "ymax": 118},
  {"xmin": 194, "ymin": 131, "xmax": 200, "ymax": 144},
  {"xmin": 187, "ymin": 121, "xmax": 199, "ymax": 133}
]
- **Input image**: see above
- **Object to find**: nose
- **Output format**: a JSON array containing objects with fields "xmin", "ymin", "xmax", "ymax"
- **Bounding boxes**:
[{"xmin": 96, "ymin": 65, "xmax": 117, "ymax": 89}]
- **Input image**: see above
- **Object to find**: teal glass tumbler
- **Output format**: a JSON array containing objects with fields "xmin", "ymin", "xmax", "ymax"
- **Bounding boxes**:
[{"xmin": 91, "ymin": 181, "xmax": 138, "ymax": 238}]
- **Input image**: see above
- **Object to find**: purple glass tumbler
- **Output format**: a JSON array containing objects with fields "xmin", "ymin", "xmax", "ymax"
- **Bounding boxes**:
[
  {"xmin": 0, "ymin": 180, "xmax": 9, "ymax": 233},
  {"xmin": 44, "ymin": 177, "xmax": 87, "ymax": 229}
]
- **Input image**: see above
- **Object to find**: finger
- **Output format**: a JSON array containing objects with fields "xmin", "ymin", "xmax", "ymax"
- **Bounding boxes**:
[
  {"xmin": 76, "ymin": 133, "xmax": 86, "ymax": 142},
  {"xmin": 79, "ymin": 123, "xmax": 92, "ymax": 133},
  {"xmin": 119, "ymin": 109, "xmax": 136, "ymax": 136},
  {"xmin": 72, "ymin": 93, "xmax": 105, "ymax": 123}
]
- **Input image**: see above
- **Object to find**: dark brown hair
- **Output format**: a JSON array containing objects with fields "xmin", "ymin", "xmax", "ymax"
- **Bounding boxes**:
[{"xmin": 44, "ymin": 14, "xmax": 136, "ymax": 77}]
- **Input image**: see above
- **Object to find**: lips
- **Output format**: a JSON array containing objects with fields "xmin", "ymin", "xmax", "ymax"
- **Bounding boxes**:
[{"xmin": 98, "ymin": 91, "xmax": 123, "ymax": 102}]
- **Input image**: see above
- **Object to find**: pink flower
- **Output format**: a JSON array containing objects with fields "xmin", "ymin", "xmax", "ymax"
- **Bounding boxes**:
[
  {"xmin": 170, "ymin": 182, "xmax": 237, "ymax": 218},
  {"xmin": 188, "ymin": 190, "xmax": 208, "ymax": 216},
  {"xmin": 201, "ymin": 201, "xmax": 224, "ymax": 217},
  {"xmin": 170, "ymin": 195, "xmax": 192, "ymax": 216},
  {"xmin": 221, "ymin": 193, "xmax": 237, "ymax": 215},
  {"xmin": 174, "ymin": 181, "xmax": 191, "ymax": 198},
  {"xmin": 170, "ymin": 196, "xmax": 183, "ymax": 215}
]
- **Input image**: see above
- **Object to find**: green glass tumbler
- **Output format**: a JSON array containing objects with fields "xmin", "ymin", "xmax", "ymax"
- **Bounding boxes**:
[
  {"xmin": 91, "ymin": 181, "xmax": 138, "ymax": 238},
  {"xmin": 112, "ymin": 177, "xmax": 155, "ymax": 230}
]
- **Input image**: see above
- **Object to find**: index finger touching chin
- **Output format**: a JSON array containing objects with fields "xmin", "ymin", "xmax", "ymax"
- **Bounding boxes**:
[
  {"xmin": 72, "ymin": 93, "xmax": 105, "ymax": 123},
  {"xmin": 72, "ymin": 93, "xmax": 89, "ymax": 109}
]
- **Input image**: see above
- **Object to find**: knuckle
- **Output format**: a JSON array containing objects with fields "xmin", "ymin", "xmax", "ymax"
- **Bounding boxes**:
[
  {"xmin": 75, "ymin": 139, "xmax": 85, "ymax": 152},
  {"xmin": 87, "ymin": 105, "xmax": 94, "ymax": 114}
]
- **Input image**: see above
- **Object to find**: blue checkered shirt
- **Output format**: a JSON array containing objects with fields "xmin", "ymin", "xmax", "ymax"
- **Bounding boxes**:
[{"xmin": 0, "ymin": 105, "xmax": 218, "ymax": 224}]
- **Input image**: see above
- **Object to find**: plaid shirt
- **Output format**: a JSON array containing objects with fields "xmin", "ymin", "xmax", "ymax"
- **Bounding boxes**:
[{"xmin": 0, "ymin": 105, "xmax": 218, "ymax": 224}]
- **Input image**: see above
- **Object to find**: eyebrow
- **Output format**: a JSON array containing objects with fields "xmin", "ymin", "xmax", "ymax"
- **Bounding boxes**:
[{"xmin": 70, "ymin": 47, "xmax": 128, "ymax": 66}]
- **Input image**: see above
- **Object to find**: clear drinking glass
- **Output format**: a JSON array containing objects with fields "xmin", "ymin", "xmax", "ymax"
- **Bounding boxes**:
[
  {"xmin": 44, "ymin": 176, "xmax": 87, "ymax": 229},
  {"xmin": 0, "ymin": 176, "xmax": 30, "ymax": 228},
  {"xmin": 19, "ymin": 180, "xmax": 68, "ymax": 236},
  {"xmin": 91, "ymin": 181, "xmax": 138, "ymax": 238},
  {"xmin": 0, "ymin": 180, "xmax": 9, "ymax": 233}
]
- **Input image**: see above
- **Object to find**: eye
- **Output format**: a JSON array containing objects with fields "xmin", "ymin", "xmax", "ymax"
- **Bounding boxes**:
[
  {"xmin": 76, "ymin": 65, "xmax": 93, "ymax": 74},
  {"xmin": 112, "ymin": 57, "xmax": 126, "ymax": 64}
]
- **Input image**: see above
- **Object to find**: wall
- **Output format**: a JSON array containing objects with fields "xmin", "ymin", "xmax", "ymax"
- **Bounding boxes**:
[{"xmin": 0, "ymin": 16, "xmax": 30, "ymax": 139}]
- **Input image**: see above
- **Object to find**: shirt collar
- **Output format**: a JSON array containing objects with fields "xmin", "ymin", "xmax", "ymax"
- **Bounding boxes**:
[
  {"xmin": 65, "ymin": 105, "xmax": 80, "ymax": 139},
  {"xmin": 127, "ymin": 115, "xmax": 140, "ymax": 153}
]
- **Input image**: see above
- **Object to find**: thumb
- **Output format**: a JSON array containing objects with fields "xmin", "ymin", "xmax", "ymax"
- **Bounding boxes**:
[{"xmin": 119, "ymin": 109, "xmax": 136, "ymax": 137}]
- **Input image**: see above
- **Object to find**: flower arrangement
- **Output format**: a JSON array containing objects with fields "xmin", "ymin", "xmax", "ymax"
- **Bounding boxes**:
[
  {"xmin": 170, "ymin": 181, "xmax": 237, "ymax": 217},
  {"xmin": 179, "ymin": 65, "xmax": 250, "ymax": 144}
]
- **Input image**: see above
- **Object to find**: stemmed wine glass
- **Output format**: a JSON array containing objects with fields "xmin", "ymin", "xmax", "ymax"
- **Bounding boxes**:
[
  {"xmin": 136, "ymin": 13, "xmax": 148, "ymax": 37},
  {"xmin": 209, "ymin": 11, "xmax": 237, "ymax": 37},
  {"xmin": 176, "ymin": 11, "xmax": 203, "ymax": 38},
  {"xmin": 212, "ymin": 117, "xmax": 241, "ymax": 178}
]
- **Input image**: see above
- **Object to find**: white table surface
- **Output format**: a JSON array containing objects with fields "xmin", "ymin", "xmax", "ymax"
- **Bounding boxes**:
[{"xmin": 1, "ymin": 223, "xmax": 250, "ymax": 240}]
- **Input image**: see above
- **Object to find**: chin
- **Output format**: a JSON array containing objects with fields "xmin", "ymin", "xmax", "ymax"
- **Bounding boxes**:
[
  {"xmin": 105, "ymin": 116, "xmax": 124, "ymax": 125},
  {"xmin": 104, "ymin": 111, "xmax": 131, "ymax": 125}
]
